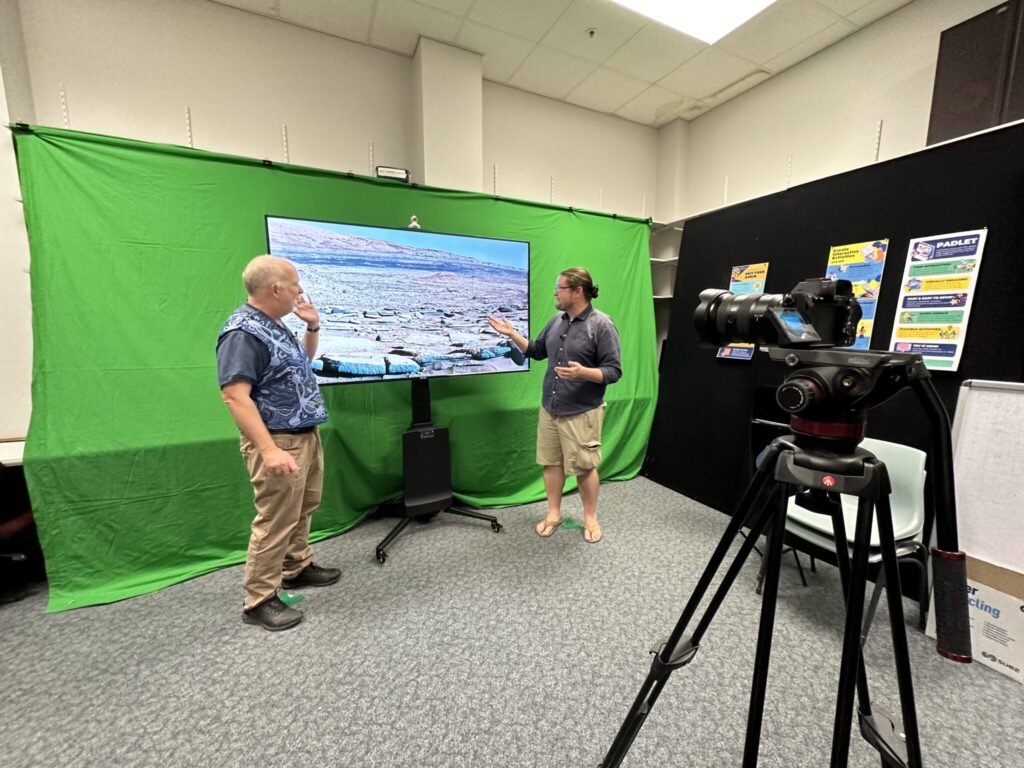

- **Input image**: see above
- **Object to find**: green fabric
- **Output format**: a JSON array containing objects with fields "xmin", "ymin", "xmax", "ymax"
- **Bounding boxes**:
[{"xmin": 14, "ymin": 126, "xmax": 657, "ymax": 612}]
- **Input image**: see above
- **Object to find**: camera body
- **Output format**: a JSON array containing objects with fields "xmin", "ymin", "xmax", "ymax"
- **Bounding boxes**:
[{"xmin": 694, "ymin": 277, "xmax": 862, "ymax": 349}]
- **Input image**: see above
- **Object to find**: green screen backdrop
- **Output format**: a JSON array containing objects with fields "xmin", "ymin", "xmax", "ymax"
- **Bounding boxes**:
[{"xmin": 14, "ymin": 126, "xmax": 657, "ymax": 612}]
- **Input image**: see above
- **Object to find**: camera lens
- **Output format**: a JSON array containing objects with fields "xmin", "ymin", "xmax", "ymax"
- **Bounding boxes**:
[{"xmin": 693, "ymin": 288, "xmax": 784, "ymax": 347}]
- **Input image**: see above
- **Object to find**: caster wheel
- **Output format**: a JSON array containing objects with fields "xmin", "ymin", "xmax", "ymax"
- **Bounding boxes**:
[
  {"xmin": 376, "ymin": 549, "xmax": 387, "ymax": 565},
  {"xmin": 491, "ymin": 521, "xmax": 503, "ymax": 532}
]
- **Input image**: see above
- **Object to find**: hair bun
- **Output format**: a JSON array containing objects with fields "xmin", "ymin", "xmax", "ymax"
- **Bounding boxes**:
[{"xmin": 591, "ymin": 284, "xmax": 600, "ymax": 299}]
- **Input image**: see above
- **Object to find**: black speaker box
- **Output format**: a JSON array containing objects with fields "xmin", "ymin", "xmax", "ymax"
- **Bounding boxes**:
[
  {"xmin": 402, "ymin": 425, "xmax": 454, "ymax": 516},
  {"xmin": 927, "ymin": 1, "xmax": 1021, "ymax": 144}
]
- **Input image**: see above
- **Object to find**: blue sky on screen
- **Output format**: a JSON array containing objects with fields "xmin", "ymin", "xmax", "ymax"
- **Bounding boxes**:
[{"xmin": 303, "ymin": 220, "xmax": 528, "ymax": 270}]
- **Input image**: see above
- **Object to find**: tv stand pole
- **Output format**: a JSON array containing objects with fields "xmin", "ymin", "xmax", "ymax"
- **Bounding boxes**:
[{"xmin": 375, "ymin": 378, "xmax": 502, "ymax": 564}]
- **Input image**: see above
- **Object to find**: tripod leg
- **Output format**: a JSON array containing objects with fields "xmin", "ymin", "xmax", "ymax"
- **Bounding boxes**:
[
  {"xmin": 742, "ymin": 487, "xmax": 790, "ymax": 767},
  {"xmin": 872, "ymin": 493, "xmax": 924, "ymax": 768},
  {"xmin": 601, "ymin": 468, "xmax": 780, "ymax": 768},
  {"xmin": 828, "ymin": 504, "xmax": 874, "ymax": 713},
  {"xmin": 831, "ymin": 497, "xmax": 875, "ymax": 768}
]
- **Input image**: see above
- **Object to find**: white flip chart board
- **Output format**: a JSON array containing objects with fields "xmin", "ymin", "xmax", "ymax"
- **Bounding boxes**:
[{"xmin": 951, "ymin": 379, "xmax": 1024, "ymax": 573}]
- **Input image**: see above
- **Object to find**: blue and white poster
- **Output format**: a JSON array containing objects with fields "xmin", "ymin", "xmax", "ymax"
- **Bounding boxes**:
[
  {"xmin": 824, "ymin": 239, "xmax": 888, "ymax": 349},
  {"xmin": 888, "ymin": 228, "xmax": 987, "ymax": 371}
]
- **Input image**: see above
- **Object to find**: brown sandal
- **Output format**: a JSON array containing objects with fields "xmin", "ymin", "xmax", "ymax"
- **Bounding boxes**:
[
  {"xmin": 583, "ymin": 520, "xmax": 603, "ymax": 543},
  {"xmin": 536, "ymin": 515, "xmax": 564, "ymax": 537}
]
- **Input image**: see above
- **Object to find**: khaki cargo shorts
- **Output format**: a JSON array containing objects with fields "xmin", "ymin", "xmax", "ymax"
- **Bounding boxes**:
[{"xmin": 536, "ymin": 403, "xmax": 606, "ymax": 476}]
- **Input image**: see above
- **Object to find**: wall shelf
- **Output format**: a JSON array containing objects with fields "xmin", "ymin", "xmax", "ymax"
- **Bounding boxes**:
[{"xmin": 649, "ymin": 223, "xmax": 683, "ymax": 361}]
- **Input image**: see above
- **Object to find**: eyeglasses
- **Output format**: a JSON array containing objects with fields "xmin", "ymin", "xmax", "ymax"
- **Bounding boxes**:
[{"xmin": 555, "ymin": 284, "xmax": 572, "ymax": 292}]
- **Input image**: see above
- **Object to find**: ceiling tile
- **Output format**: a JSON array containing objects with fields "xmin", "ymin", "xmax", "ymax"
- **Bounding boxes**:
[
  {"xmin": 279, "ymin": 0, "xmax": 374, "ymax": 43},
  {"xmin": 814, "ymin": 0, "xmax": 874, "ymax": 15},
  {"xmin": 508, "ymin": 45, "xmax": 598, "ymax": 100},
  {"xmin": 469, "ymin": 0, "xmax": 575, "ymax": 43},
  {"xmin": 658, "ymin": 47, "xmax": 762, "ymax": 100},
  {"xmin": 414, "ymin": 0, "xmax": 475, "ymax": 15},
  {"xmin": 457, "ymin": 20, "xmax": 536, "ymax": 82},
  {"xmin": 565, "ymin": 66, "xmax": 649, "ymax": 114},
  {"xmin": 369, "ymin": 0, "xmax": 462, "ymax": 55},
  {"xmin": 848, "ymin": 0, "xmax": 913, "ymax": 27},
  {"xmin": 763, "ymin": 18, "xmax": 857, "ymax": 73},
  {"xmin": 539, "ymin": 0, "xmax": 647, "ymax": 63},
  {"xmin": 716, "ymin": 0, "xmax": 839, "ymax": 65},
  {"xmin": 604, "ymin": 20, "xmax": 706, "ymax": 82},
  {"xmin": 615, "ymin": 84, "xmax": 693, "ymax": 126}
]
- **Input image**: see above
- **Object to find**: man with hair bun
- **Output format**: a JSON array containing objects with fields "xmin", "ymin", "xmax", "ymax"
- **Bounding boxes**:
[
  {"xmin": 216, "ymin": 255, "xmax": 341, "ymax": 631},
  {"xmin": 488, "ymin": 267, "xmax": 621, "ymax": 543}
]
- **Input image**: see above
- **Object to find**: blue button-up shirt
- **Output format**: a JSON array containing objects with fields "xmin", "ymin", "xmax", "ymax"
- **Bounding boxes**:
[{"xmin": 526, "ymin": 304, "xmax": 622, "ymax": 416}]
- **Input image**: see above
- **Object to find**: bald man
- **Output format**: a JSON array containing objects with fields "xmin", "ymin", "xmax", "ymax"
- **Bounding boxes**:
[{"xmin": 217, "ymin": 255, "xmax": 340, "ymax": 631}]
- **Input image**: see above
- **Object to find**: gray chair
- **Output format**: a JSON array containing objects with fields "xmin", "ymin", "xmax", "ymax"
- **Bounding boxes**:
[{"xmin": 767, "ymin": 437, "xmax": 930, "ymax": 628}]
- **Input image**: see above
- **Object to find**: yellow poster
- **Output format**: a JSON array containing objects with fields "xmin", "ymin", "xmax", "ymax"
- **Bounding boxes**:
[
  {"xmin": 827, "ymin": 241, "xmax": 886, "ymax": 266},
  {"xmin": 730, "ymin": 263, "xmax": 768, "ymax": 286},
  {"xmin": 903, "ymin": 276, "xmax": 971, "ymax": 292},
  {"xmin": 895, "ymin": 325, "xmax": 962, "ymax": 340}
]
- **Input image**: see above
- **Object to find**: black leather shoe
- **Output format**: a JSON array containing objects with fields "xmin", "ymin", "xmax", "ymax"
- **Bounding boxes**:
[
  {"xmin": 242, "ymin": 595, "xmax": 303, "ymax": 631},
  {"xmin": 281, "ymin": 563, "xmax": 341, "ymax": 589}
]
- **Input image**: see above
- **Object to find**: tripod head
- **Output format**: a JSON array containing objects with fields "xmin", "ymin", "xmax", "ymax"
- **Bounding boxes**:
[
  {"xmin": 763, "ymin": 345, "xmax": 971, "ymax": 662},
  {"xmin": 767, "ymin": 346, "xmax": 928, "ymax": 447}
]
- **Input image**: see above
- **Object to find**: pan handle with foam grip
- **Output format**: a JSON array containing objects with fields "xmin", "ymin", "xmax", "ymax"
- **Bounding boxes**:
[{"xmin": 915, "ymin": 377, "xmax": 972, "ymax": 662}]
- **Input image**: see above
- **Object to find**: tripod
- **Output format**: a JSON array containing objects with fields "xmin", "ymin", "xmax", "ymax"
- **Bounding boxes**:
[
  {"xmin": 602, "ymin": 435, "xmax": 926, "ymax": 767},
  {"xmin": 602, "ymin": 347, "xmax": 970, "ymax": 766}
]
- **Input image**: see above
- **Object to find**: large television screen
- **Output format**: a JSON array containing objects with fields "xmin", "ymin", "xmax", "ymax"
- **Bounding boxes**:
[{"xmin": 266, "ymin": 216, "xmax": 530, "ymax": 384}]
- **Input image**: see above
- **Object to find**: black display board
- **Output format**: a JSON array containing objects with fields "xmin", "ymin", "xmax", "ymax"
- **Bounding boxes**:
[{"xmin": 645, "ymin": 122, "xmax": 1024, "ymax": 515}]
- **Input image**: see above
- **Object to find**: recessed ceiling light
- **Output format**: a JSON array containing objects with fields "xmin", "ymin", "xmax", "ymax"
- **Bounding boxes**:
[{"xmin": 608, "ymin": 0, "xmax": 778, "ymax": 44}]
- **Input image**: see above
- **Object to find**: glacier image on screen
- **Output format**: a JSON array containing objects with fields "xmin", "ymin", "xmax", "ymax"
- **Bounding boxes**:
[{"xmin": 267, "ymin": 216, "xmax": 530, "ymax": 384}]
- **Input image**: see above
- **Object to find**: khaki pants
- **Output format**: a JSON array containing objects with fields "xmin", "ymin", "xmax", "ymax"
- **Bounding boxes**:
[
  {"xmin": 240, "ymin": 430, "xmax": 323, "ymax": 610},
  {"xmin": 536, "ymin": 403, "xmax": 606, "ymax": 476}
]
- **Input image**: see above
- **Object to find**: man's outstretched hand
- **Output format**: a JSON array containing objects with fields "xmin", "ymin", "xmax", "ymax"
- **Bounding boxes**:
[{"xmin": 487, "ymin": 316, "xmax": 515, "ymax": 336}]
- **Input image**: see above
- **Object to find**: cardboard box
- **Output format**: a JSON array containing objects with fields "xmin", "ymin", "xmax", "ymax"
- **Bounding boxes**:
[{"xmin": 927, "ymin": 556, "xmax": 1024, "ymax": 684}]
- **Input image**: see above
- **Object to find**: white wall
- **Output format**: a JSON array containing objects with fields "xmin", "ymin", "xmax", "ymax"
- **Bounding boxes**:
[
  {"xmin": 15, "ymin": 0, "xmax": 415, "ymax": 173},
  {"xmin": 0, "ymin": 71, "xmax": 32, "ymax": 440},
  {"xmin": 0, "ymin": 0, "xmax": 33, "ymax": 123},
  {"xmin": 483, "ymin": 81, "xmax": 657, "ymax": 219},
  {"xmin": 679, "ymin": 0, "xmax": 1003, "ymax": 219},
  {"xmin": 655, "ymin": 119, "xmax": 688, "ymax": 224},
  {"xmin": 415, "ymin": 38, "xmax": 483, "ymax": 192}
]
